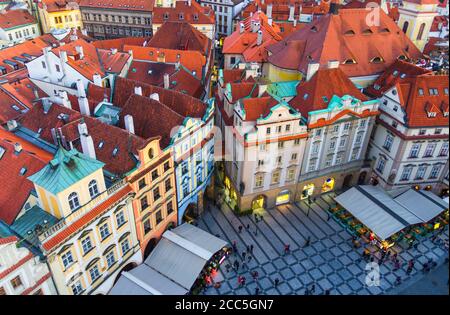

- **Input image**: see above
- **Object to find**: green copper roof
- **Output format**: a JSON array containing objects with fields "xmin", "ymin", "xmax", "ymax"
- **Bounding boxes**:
[
  {"xmin": 0, "ymin": 221, "xmax": 14, "ymax": 239},
  {"xmin": 267, "ymin": 81, "xmax": 299, "ymax": 101},
  {"xmin": 28, "ymin": 146, "xmax": 105, "ymax": 195}
]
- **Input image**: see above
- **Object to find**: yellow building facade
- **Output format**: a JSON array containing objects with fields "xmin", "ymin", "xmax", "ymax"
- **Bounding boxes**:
[
  {"xmin": 38, "ymin": 0, "xmax": 83, "ymax": 34},
  {"xmin": 29, "ymin": 143, "xmax": 142, "ymax": 295},
  {"xmin": 397, "ymin": 0, "xmax": 439, "ymax": 52}
]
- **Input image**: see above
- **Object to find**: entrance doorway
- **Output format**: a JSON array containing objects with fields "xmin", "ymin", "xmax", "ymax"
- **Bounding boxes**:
[
  {"xmin": 143, "ymin": 238, "xmax": 157, "ymax": 259},
  {"xmin": 358, "ymin": 172, "xmax": 367, "ymax": 185},
  {"xmin": 343, "ymin": 174, "xmax": 353, "ymax": 188},
  {"xmin": 252, "ymin": 195, "xmax": 267, "ymax": 211}
]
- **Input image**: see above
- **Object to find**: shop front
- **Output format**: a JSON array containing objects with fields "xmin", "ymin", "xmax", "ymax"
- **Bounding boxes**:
[
  {"xmin": 276, "ymin": 190, "xmax": 291, "ymax": 206},
  {"xmin": 223, "ymin": 176, "xmax": 238, "ymax": 210},
  {"xmin": 301, "ymin": 184, "xmax": 315, "ymax": 200},
  {"xmin": 252, "ymin": 195, "xmax": 267, "ymax": 211}
]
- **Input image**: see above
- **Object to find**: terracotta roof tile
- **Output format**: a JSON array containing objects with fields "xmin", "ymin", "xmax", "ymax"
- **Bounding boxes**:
[
  {"xmin": 241, "ymin": 96, "xmax": 279, "ymax": 121},
  {"xmin": 78, "ymin": 0, "xmax": 155, "ymax": 11},
  {"xmin": 152, "ymin": 1, "xmax": 215, "ymax": 25},
  {"xmin": 0, "ymin": 9, "xmax": 36, "ymax": 29}
]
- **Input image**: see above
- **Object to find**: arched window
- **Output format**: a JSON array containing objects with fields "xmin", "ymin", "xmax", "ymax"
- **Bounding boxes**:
[
  {"xmin": 417, "ymin": 23, "xmax": 426, "ymax": 40},
  {"xmin": 149, "ymin": 148, "xmax": 154, "ymax": 159},
  {"xmin": 402, "ymin": 21, "xmax": 409, "ymax": 34},
  {"xmin": 88, "ymin": 180, "xmax": 99, "ymax": 198},
  {"xmin": 68, "ymin": 192, "xmax": 80, "ymax": 211}
]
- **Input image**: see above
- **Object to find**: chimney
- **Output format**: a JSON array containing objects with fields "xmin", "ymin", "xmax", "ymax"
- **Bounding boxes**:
[
  {"xmin": 293, "ymin": 19, "xmax": 297, "ymax": 27},
  {"xmin": 239, "ymin": 22, "xmax": 245, "ymax": 34},
  {"xmin": 78, "ymin": 96, "xmax": 90, "ymax": 116},
  {"xmin": 257, "ymin": 30, "xmax": 263, "ymax": 46},
  {"xmin": 59, "ymin": 91, "xmax": 72, "ymax": 109},
  {"xmin": 111, "ymin": 48, "xmax": 118, "ymax": 55},
  {"xmin": 42, "ymin": 98, "xmax": 53, "ymax": 114},
  {"xmin": 6, "ymin": 120, "xmax": 18, "ymax": 131},
  {"xmin": 124, "ymin": 115, "xmax": 135, "ymax": 134},
  {"xmin": 75, "ymin": 45, "xmax": 84, "ymax": 59},
  {"xmin": 76, "ymin": 79, "xmax": 86, "ymax": 98},
  {"xmin": 78, "ymin": 121, "xmax": 96, "ymax": 159},
  {"xmin": 188, "ymin": 0, "xmax": 192, "ymax": 6},
  {"xmin": 32, "ymin": 88, "xmax": 39, "ymax": 100},
  {"xmin": 252, "ymin": 21, "xmax": 260, "ymax": 33},
  {"xmin": 150, "ymin": 93, "xmax": 160, "ymax": 102},
  {"xmin": 268, "ymin": 18, "xmax": 272, "ymax": 26},
  {"xmin": 267, "ymin": 3, "xmax": 273, "ymax": 19},
  {"xmin": 14, "ymin": 143, "xmax": 22, "ymax": 154},
  {"xmin": 70, "ymin": 34, "xmax": 78, "ymax": 41},
  {"xmin": 329, "ymin": 0, "xmax": 339, "ymax": 15},
  {"xmin": 306, "ymin": 62, "xmax": 320, "ymax": 81},
  {"xmin": 327, "ymin": 60, "xmax": 339, "ymax": 69},
  {"xmin": 288, "ymin": 5, "xmax": 295, "ymax": 21},
  {"xmin": 163, "ymin": 73, "xmax": 170, "ymax": 89},
  {"xmin": 93, "ymin": 73, "xmax": 102, "ymax": 87},
  {"xmin": 60, "ymin": 50, "xmax": 68, "ymax": 63},
  {"xmin": 134, "ymin": 86, "xmax": 143, "ymax": 96}
]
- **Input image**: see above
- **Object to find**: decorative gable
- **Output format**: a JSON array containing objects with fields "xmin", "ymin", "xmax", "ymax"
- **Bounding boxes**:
[{"xmin": 424, "ymin": 101, "xmax": 439, "ymax": 118}]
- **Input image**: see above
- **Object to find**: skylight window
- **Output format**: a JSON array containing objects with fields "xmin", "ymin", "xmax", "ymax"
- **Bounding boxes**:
[
  {"xmin": 98, "ymin": 141, "xmax": 104, "ymax": 149},
  {"xmin": 343, "ymin": 59, "xmax": 356, "ymax": 64},
  {"xmin": 344, "ymin": 30, "xmax": 355, "ymax": 35},
  {"xmin": 418, "ymin": 88, "xmax": 424, "ymax": 96},
  {"xmin": 112, "ymin": 147, "xmax": 119, "ymax": 156},
  {"xmin": 303, "ymin": 94, "xmax": 309, "ymax": 100},
  {"xmin": 400, "ymin": 73, "xmax": 406, "ymax": 79},
  {"xmin": 370, "ymin": 57, "xmax": 384, "ymax": 64},
  {"xmin": 392, "ymin": 70, "xmax": 399, "ymax": 77},
  {"xmin": 20, "ymin": 167, "xmax": 27, "ymax": 176}
]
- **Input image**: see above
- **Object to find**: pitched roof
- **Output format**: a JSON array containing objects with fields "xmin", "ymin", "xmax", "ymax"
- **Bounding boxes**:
[
  {"xmin": 0, "ymin": 132, "xmax": 51, "ymax": 225},
  {"xmin": 93, "ymin": 37, "xmax": 148, "ymax": 51},
  {"xmin": 28, "ymin": 146, "xmax": 105, "ymax": 195},
  {"xmin": 266, "ymin": 8, "xmax": 423, "ymax": 78},
  {"xmin": 365, "ymin": 59, "xmax": 432, "ymax": 98},
  {"xmin": 127, "ymin": 61, "xmax": 204, "ymax": 98},
  {"xmin": 0, "ymin": 9, "xmax": 36, "ymax": 29},
  {"xmin": 152, "ymin": 0, "xmax": 215, "ymax": 25},
  {"xmin": 78, "ymin": 0, "xmax": 155, "ymax": 11},
  {"xmin": 241, "ymin": 96, "xmax": 279, "ymax": 121},
  {"xmin": 0, "ymin": 38, "xmax": 48, "ymax": 74},
  {"xmin": 148, "ymin": 21, "xmax": 210, "ymax": 54},
  {"xmin": 124, "ymin": 45, "xmax": 206, "ymax": 80},
  {"xmin": 290, "ymin": 67, "xmax": 368, "ymax": 118},
  {"xmin": 39, "ymin": 0, "xmax": 81, "ymax": 13},
  {"xmin": 223, "ymin": 11, "xmax": 282, "ymax": 63}
]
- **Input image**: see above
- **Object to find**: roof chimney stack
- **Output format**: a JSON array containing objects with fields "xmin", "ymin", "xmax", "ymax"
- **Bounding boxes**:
[
  {"xmin": 329, "ymin": 0, "xmax": 339, "ymax": 15},
  {"xmin": 124, "ymin": 115, "xmax": 135, "ymax": 134},
  {"xmin": 75, "ymin": 45, "xmax": 84, "ymax": 59},
  {"xmin": 188, "ymin": 0, "xmax": 192, "ymax": 6},
  {"xmin": 163, "ymin": 73, "xmax": 170, "ymax": 89},
  {"xmin": 59, "ymin": 91, "xmax": 72, "ymax": 109},
  {"xmin": 306, "ymin": 62, "xmax": 320, "ymax": 81},
  {"xmin": 93, "ymin": 73, "xmax": 102, "ymax": 87},
  {"xmin": 134, "ymin": 86, "xmax": 143, "ymax": 96},
  {"xmin": 78, "ymin": 121, "xmax": 96, "ymax": 159},
  {"xmin": 76, "ymin": 79, "xmax": 86, "ymax": 98},
  {"xmin": 78, "ymin": 96, "xmax": 90, "ymax": 116},
  {"xmin": 257, "ymin": 30, "xmax": 263, "ymax": 46},
  {"xmin": 288, "ymin": 4, "xmax": 295, "ymax": 21},
  {"xmin": 60, "ymin": 50, "xmax": 68, "ymax": 63},
  {"xmin": 14, "ymin": 143, "xmax": 22, "ymax": 154},
  {"xmin": 150, "ymin": 93, "xmax": 160, "ymax": 102},
  {"xmin": 267, "ymin": 3, "xmax": 273, "ymax": 19}
]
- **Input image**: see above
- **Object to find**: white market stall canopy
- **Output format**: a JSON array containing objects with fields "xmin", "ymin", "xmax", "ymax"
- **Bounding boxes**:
[
  {"xmin": 109, "ymin": 223, "xmax": 228, "ymax": 295},
  {"xmin": 334, "ymin": 186, "xmax": 448, "ymax": 240}
]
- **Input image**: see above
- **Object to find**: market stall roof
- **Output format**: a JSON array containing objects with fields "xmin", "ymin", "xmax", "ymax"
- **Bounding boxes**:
[
  {"xmin": 335, "ymin": 186, "xmax": 415, "ymax": 240},
  {"xmin": 392, "ymin": 189, "xmax": 448, "ymax": 223},
  {"xmin": 109, "ymin": 223, "xmax": 228, "ymax": 295}
]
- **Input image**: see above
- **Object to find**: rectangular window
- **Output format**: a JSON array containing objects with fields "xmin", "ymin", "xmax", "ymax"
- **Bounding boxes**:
[
  {"xmin": 181, "ymin": 162, "xmax": 188, "ymax": 175},
  {"xmin": 271, "ymin": 171, "xmax": 280, "ymax": 184},
  {"xmin": 339, "ymin": 138, "xmax": 346, "ymax": 147},
  {"xmin": 138, "ymin": 178, "xmax": 146, "ymax": 190},
  {"xmin": 10, "ymin": 276, "xmax": 22, "ymax": 289},
  {"xmin": 383, "ymin": 134, "xmax": 394, "ymax": 151},
  {"xmin": 423, "ymin": 143, "xmax": 436, "ymax": 157},
  {"xmin": 333, "ymin": 125, "xmax": 339, "ymax": 133},
  {"xmin": 61, "ymin": 251, "xmax": 74, "ymax": 268},
  {"xmin": 143, "ymin": 219, "xmax": 151, "ymax": 234},
  {"xmin": 287, "ymin": 169, "xmax": 295, "ymax": 181},
  {"xmin": 291, "ymin": 153, "xmax": 297, "ymax": 160},
  {"xmin": 329, "ymin": 140, "xmax": 336, "ymax": 150},
  {"xmin": 376, "ymin": 158, "xmax": 386, "ymax": 174},
  {"xmin": 41, "ymin": 61, "xmax": 46, "ymax": 69},
  {"xmin": 429, "ymin": 165, "xmax": 441, "ymax": 179},
  {"xmin": 81, "ymin": 236, "xmax": 93, "ymax": 255},
  {"xmin": 155, "ymin": 210, "xmax": 163, "ymax": 225},
  {"xmin": 71, "ymin": 281, "xmax": 83, "ymax": 295},
  {"xmin": 409, "ymin": 143, "xmax": 421, "ymax": 158},
  {"xmin": 165, "ymin": 179, "xmax": 172, "ymax": 192},
  {"xmin": 151, "ymin": 170, "xmax": 159, "ymax": 181},
  {"xmin": 315, "ymin": 129, "xmax": 322, "ymax": 137},
  {"xmin": 439, "ymin": 143, "xmax": 449, "ymax": 156},
  {"xmin": 277, "ymin": 126, "xmax": 282, "ymax": 133},
  {"xmin": 99, "ymin": 223, "xmax": 110, "ymax": 240},
  {"xmin": 285, "ymin": 124, "xmax": 291, "ymax": 131},
  {"xmin": 278, "ymin": 141, "xmax": 284, "ymax": 149},
  {"xmin": 355, "ymin": 133, "xmax": 363, "ymax": 144},
  {"xmin": 415, "ymin": 166, "xmax": 427, "ymax": 180},
  {"xmin": 106, "ymin": 251, "xmax": 115, "ymax": 268},
  {"xmin": 400, "ymin": 167, "xmax": 413, "ymax": 181},
  {"xmin": 116, "ymin": 211, "xmax": 126, "ymax": 227},
  {"xmin": 121, "ymin": 238, "xmax": 130, "ymax": 254},
  {"xmin": 343, "ymin": 123, "xmax": 351, "ymax": 131},
  {"xmin": 0, "ymin": 287, "xmax": 6, "ymax": 295},
  {"xmin": 89, "ymin": 265, "xmax": 100, "ymax": 282},
  {"xmin": 140, "ymin": 196, "xmax": 149, "ymax": 210},
  {"xmin": 312, "ymin": 142, "xmax": 320, "ymax": 154},
  {"xmin": 167, "ymin": 200, "xmax": 174, "ymax": 214},
  {"xmin": 164, "ymin": 161, "xmax": 170, "ymax": 172},
  {"xmin": 294, "ymin": 139, "xmax": 300, "ymax": 145},
  {"xmin": 153, "ymin": 187, "xmax": 161, "ymax": 202},
  {"xmin": 266, "ymin": 127, "xmax": 271, "ymax": 135},
  {"xmin": 255, "ymin": 174, "xmax": 264, "ymax": 187}
]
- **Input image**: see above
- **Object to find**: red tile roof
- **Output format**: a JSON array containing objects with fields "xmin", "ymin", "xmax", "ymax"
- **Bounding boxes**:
[
  {"xmin": 229, "ymin": 82, "xmax": 259, "ymax": 102},
  {"xmin": 1, "ymin": 77, "xmax": 46, "ymax": 110},
  {"xmin": 267, "ymin": 8, "xmax": 423, "ymax": 78},
  {"xmin": 127, "ymin": 61, "xmax": 204, "ymax": 98},
  {"xmin": 222, "ymin": 69, "xmax": 246, "ymax": 85},
  {"xmin": 93, "ymin": 37, "xmax": 148, "ymax": 51},
  {"xmin": 124, "ymin": 45, "xmax": 206, "ymax": 80},
  {"xmin": 86, "ymin": 83, "xmax": 111, "ymax": 103},
  {"xmin": 0, "ymin": 38, "xmax": 48, "ymax": 74},
  {"xmin": 152, "ymin": 0, "xmax": 215, "ymax": 25},
  {"xmin": 148, "ymin": 21, "xmax": 211, "ymax": 54},
  {"xmin": 78, "ymin": 0, "xmax": 155, "ymax": 11},
  {"xmin": 42, "ymin": 184, "xmax": 133, "ymax": 252},
  {"xmin": 290, "ymin": 67, "xmax": 369, "ymax": 119},
  {"xmin": 0, "ymin": 9, "xmax": 36, "ymax": 29},
  {"xmin": 241, "ymin": 96, "xmax": 279, "ymax": 121},
  {"xmin": 365, "ymin": 59, "xmax": 432, "ymax": 98},
  {"xmin": 38, "ymin": 0, "xmax": 81, "ymax": 13},
  {"xmin": 223, "ymin": 11, "xmax": 282, "ymax": 63},
  {"xmin": 0, "ymin": 131, "xmax": 51, "ymax": 225},
  {"xmin": 97, "ymin": 48, "xmax": 131, "ymax": 73}
]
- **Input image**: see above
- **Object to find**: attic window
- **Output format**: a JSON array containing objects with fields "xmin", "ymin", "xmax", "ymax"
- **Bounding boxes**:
[
  {"xmin": 343, "ymin": 59, "xmax": 356, "ymax": 64},
  {"xmin": 344, "ymin": 30, "xmax": 355, "ymax": 35},
  {"xmin": 310, "ymin": 26, "xmax": 318, "ymax": 32},
  {"xmin": 362, "ymin": 29, "xmax": 373, "ymax": 34},
  {"xmin": 427, "ymin": 111, "xmax": 437, "ymax": 118},
  {"xmin": 303, "ymin": 94, "xmax": 309, "ymax": 100},
  {"xmin": 19, "ymin": 167, "xmax": 27, "ymax": 176},
  {"xmin": 98, "ymin": 141, "xmax": 104, "ymax": 149},
  {"xmin": 11, "ymin": 105, "xmax": 20, "ymax": 111},
  {"xmin": 193, "ymin": 14, "xmax": 199, "ymax": 21},
  {"xmin": 380, "ymin": 28, "xmax": 390, "ymax": 33},
  {"xmin": 398, "ymin": 55, "xmax": 407, "ymax": 60},
  {"xmin": 418, "ymin": 88, "xmax": 424, "ymax": 96},
  {"xmin": 392, "ymin": 70, "xmax": 399, "ymax": 77},
  {"xmin": 429, "ymin": 88, "xmax": 439, "ymax": 96},
  {"xmin": 179, "ymin": 13, "xmax": 184, "ymax": 20},
  {"xmin": 112, "ymin": 147, "xmax": 119, "ymax": 156},
  {"xmin": 163, "ymin": 12, "xmax": 169, "ymax": 20},
  {"xmin": 444, "ymin": 88, "xmax": 449, "ymax": 95},
  {"xmin": 373, "ymin": 84, "xmax": 381, "ymax": 90},
  {"xmin": 370, "ymin": 57, "xmax": 383, "ymax": 64}
]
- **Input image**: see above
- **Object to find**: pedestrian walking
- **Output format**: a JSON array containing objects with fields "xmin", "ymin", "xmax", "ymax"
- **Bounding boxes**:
[
  {"xmin": 232, "ymin": 240, "xmax": 237, "ymax": 253},
  {"xmin": 304, "ymin": 236, "xmax": 311, "ymax": 247},
  {"xmin": 237, "ymin": 276, "xmax": 242, "ymax": 287},
  {"xmin": 254, "ymin": 228, "xmax": 258, "ymax": 236},
  {"xmin": 242, "ymin": 262, "xmax": 247, "ymax": 270},
  {"xmin": 363, "ymin": 248, "xmax": 371, "ymax": 260},
  {"xmin": 310, "ymin": 284, "xmax": 316, "ymax": 294},
  {"xmin": 274, "ymin": 278, "xmax": 280, "ymax": 287},
  {"xmin": 242, "ymin": 252, "xmax": 246, "ymax": 260},
  {"xmin": 241, "ymin": 276, "xmax": 246, "ymax": 286},
  {"xmin": 225, "ymin": 264, "xmax": 231, "ymax": 273},
  {"xmin": 406, "ymin": 265, "xmax": 413, "ymax": 275},
  {"xmin": 247, "ymin": 255, "xmax": 252, "ymax": 263},
  {"xmin": 395, "ymin": 276, "xmax": 401, "ymax": 286},
  {"xmin": 422, "ymin": 262, "xmax": 430, "ymax": 273},
  {"xmin": 246, "ymin": 245, "xmax": 251, "ymax": 253},
  {"xmin": 255, "ymin": 287, "xmax": 260, "ymax": 295},
  {"xmin": 254, "ymin": 213, "xmax": 258, "ymax": 223},
  {"xmin": 252, "ymin": 271, "xmax": 259, "ymax": 281},
  {"xmin": 391, "ymin": 253, "xmax": 397, "ymax": 263},
  {"xmin": 246, "ymin": 223, "xmax": 250, "ymax": 229},
  {"xmin": 238, "ymin": 225, "xmax": 243, "ymax": 233},
  {"xmin": 284, "ymin": 244, "xmax": 290, "ymax": 255},
  {"xmin": 234, "ymin": 260, "xmax": 240, "ymax": 270},
  {"xmin": 250, "ymin": 244, "xmax": 254, "ymax": 253},
  {"xmin": 394, "ymin": 259, "xmax": 401, "ymax": 271},
  {"xmin": 324, "ymin": 289, "xmax": 331, "ymax": 295}
]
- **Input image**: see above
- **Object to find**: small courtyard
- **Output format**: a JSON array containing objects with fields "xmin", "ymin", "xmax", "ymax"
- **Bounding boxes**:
[{"xmin": 196, "ymin": 192, "xmax": 449, "ymax": 295}]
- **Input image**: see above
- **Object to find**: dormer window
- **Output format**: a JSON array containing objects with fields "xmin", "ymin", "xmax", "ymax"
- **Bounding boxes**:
[
  {"xmin": 418, "ymin": 88, "xmax": 424, "ymax": 96},
  {"xmin": 373, "ymin": 84, "xmax": 381, "ymax": 90},
  {"xmin": 429, "ymin": 88, "xmax": 438, "ymax": 96},
  {"xmin": 112, "ymin": 147, "xmax": 119, "ymax": 156},
  {"xmin": 303, "ymin": 94, "xmax": 309, "ymax": 100},
  {"xmin": 400, "ymin": 73, "xmax": 406, "ymax": 79},
  {"xmin": 370, "ymin": 57, "xmax": 383, "ymax": 64},
  {"xmin": 343, "ymin": 59, "xmax": 356, "ymax": 64},
  {"xmin": 392, "ymin": 70, "xmax": 399, "ymax": 77},
  {"xmin": 311, "ymin": 26, "xmax": 318, "ymax": 32},
  {"xmin": 179, "ymin": 13, "xmax": 184, "ymax": 20},
  {"xmin": 427, "ymin": 111, "xmax": 437, "ymax": 118},
  {"xmin": 163, "ymin": 12, "xmax": 169, "ymax": 20},
  {"xmin": 362, "ymin": 29, "xmax": 373, "ymax": 34},
  {"xmin": 68, "ymin": 192, "xmax": 80, "ymax": 211},
  {"xmin": 444, "ymin": 88, "xmax": 449, "ymax": 95},
  {"xmin": 425, "ymin": 102, "xmax": 439, "ymax": 118},
  {"xmin": 380, "ymin": 28, "xmax": 390, "ymax": 33},
  {"xmin": 193, "ymin": 14, "xmax": 199, "ymax": 21},
  {"xmin": 344, "ymin": 30, "xmax": 355, "ymax": 35},
  {"xmin": 398, "ymin": 55, "xmax": 407, "ymax": 60}
]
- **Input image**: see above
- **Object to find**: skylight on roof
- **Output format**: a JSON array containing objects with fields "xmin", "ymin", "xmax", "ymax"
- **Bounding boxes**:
[
  {"xmin": 20, "ymin": 167, "xmax": 27, "ymax": 176},
  {"xmin": 112, "ymin": 147, "xmax": 119, "ymax": 156},
  {"xmin": 98, "ymin": 141, "xmax": 104, "ymax": 149}
]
